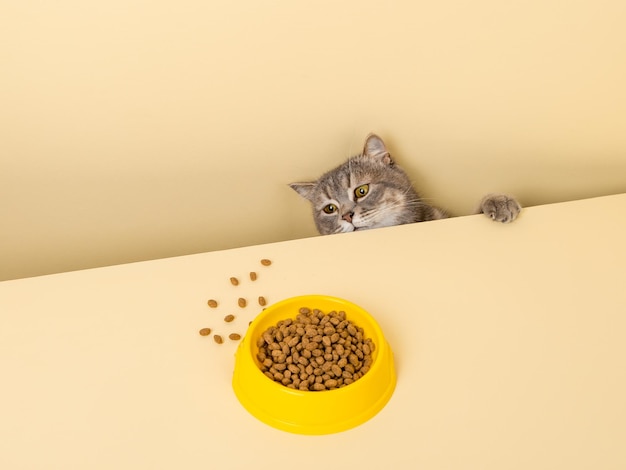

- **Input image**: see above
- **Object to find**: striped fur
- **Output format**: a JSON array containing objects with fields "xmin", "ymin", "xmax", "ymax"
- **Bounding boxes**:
[{"xmin": 290, "ymin": 134, "xmax": 520, "ymax": 235}]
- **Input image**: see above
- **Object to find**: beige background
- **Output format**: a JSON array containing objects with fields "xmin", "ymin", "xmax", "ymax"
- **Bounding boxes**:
[
  {"xmin": 2, "ymin": 194, "xmax": 626, "ymax": 469},
  {"xmin": 2, "ymin": 0, "xmax": 625, "ymax": 281}
]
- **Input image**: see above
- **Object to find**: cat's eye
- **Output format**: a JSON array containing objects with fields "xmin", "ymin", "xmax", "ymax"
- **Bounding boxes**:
[
  {"xmin": 354, "ymin": 184, "xmax": 369, "ymax": 199},
  {"xmin": 323, "ymin": 204, "xmax": 337, "ymax": 214}
]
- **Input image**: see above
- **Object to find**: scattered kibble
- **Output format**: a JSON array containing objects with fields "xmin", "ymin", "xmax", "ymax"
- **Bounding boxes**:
[{"xmin": 200, "ymin": 258, "xmax": 275, "ymax": 344}]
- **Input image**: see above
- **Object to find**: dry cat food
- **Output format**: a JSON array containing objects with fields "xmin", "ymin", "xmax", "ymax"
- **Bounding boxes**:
[
  {"xmin": 256, "ymin": 307, "xmax": 375, "ymax": 391},
  {"xmin": 201, "ymin": 257, "xmax": 275, "ymax": 344}
]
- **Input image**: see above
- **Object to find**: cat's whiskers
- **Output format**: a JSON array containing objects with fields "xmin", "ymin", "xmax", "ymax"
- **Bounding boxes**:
[
  {"xmin": 366, "ymin": 198, "xmax": 431, "ymax": 215},
  {"xmin": 332, "ymin": 222, "xmax": 353, "ymax": 234},
  {"xmin": 357, "ymin": 198, "xmax": 432, "ymax": 227}
]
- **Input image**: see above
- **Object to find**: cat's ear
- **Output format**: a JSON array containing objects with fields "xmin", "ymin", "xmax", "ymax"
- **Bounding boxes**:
[
  {"xmin": 363, "ymin": 133, "xmax": 393, "ymax": 165},
  {"xmin": 289, "ymin": 182, "xmax": 316, "ymax": 201}
]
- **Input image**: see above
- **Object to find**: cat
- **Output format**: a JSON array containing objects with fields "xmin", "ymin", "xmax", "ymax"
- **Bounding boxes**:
[{"xmin": 289, "ymin": 133, "xmax": 521, "ymax": 235}]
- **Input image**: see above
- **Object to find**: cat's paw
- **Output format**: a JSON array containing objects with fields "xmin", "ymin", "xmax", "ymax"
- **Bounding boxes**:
[{"xmin": 479, "ymin": 194, "xmax": 521, "ymax": 223}]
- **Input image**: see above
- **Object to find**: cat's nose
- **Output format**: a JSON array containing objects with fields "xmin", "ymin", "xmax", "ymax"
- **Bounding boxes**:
[{"xmin": 342, "ymin": 211, "xmax": 354, "ymax": 223}]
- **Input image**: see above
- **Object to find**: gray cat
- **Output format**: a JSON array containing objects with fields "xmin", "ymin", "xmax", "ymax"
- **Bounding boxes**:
[{"xmin": 289, "ymin": 134, "xmax": 521, "ymax": 235}]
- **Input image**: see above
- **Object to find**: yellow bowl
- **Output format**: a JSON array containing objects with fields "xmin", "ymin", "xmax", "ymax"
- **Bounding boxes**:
[{"xmin": 232, "ymin": 295, "xmax": 396, "ymax": 435}]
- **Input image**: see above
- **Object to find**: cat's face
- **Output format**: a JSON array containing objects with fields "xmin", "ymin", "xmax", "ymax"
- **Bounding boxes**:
[{"xmin": 290, "ymin": 134, "xmax": 421, "ymax": 235}]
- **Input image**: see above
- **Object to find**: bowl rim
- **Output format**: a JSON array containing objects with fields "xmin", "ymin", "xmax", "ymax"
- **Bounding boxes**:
[
  {"xmin": 244, "ymin": 294, "xmax": 387, "ymax": 394},
  {"xmin": 232, "ymin": 294, "xmax": 397, "ymax": 434}
]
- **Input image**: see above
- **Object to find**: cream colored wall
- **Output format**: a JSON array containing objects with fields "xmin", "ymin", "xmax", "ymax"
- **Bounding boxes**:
[{"xmin": 2, "ymin": 0, "xmax": 625, "ymax": 281}]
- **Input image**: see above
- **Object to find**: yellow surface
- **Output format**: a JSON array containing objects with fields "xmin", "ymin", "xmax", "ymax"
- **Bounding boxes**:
[
  {"xmin": 232, "ymin": 295, "xmax": 396, "ymax": 434},
  {"xmin": 1, "ymin": 194, "xmax": 626, "ymax": 469},
  {"xmin": 2, "ymin": 1, "xmax": 626, "ymax": 280}
]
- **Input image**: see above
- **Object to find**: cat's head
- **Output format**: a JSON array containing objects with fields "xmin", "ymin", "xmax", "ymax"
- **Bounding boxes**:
[{"xmin": 289, "ymin": 134, "xmax": 421, "ymax": 235}]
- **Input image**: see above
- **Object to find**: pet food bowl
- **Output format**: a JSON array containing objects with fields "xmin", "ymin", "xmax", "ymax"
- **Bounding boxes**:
[{"xmin": 232, "ymin": 295, "xmax": 396, "ymax": 435}]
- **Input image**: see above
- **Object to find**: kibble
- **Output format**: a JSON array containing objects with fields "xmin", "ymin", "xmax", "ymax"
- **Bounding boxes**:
[
  {"xmin": 207, "ymin": 299, "xmax": 218, "ymax": 308},
  {"xmin": 260, "ymin": 259, "xmax": 272, "ymax": 266},
  {"xmin": 229, "ymin": 333, "xmax": 242, "ymax": 341},
  {"xmin": 238, "ymin": 298, "xmax": 247, "ymax": 308},
  {"xmin": 249, "ymin": 272, "xmax": 257, "ymax": 281},
  {"xmin": 230, "ymin": 277, "xmax": 239, "ymax": 286},
  {"xmin": 224, "ymin": 314, "xmax": 235, "ymax": 323},
  {"xmin": 258, "ymin": 296, "xmax": 267, "ymax": 306},
  {"xmin": 256, "ymin": 308, "xmax": 374, "ymax": 391},
  {"xmin": 214, "ymin": 334, "xmax": 224, "ymax": 344},
  {"xmin": 199, "ymin": 327, "xmax": 212, "ymax": 336}
]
